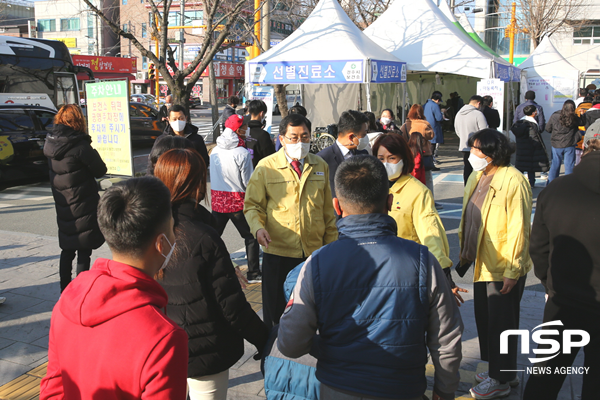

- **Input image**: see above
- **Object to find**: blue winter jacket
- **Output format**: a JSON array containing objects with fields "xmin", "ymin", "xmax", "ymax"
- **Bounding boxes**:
[{"xmin": 424, "ymin": 99, "xmax": 444, "ymax": 144}]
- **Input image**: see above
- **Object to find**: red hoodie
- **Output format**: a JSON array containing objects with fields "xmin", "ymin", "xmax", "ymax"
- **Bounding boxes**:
[{"xmin": 40, "ymin": 259, "xmax": 188, "ymax": 400}]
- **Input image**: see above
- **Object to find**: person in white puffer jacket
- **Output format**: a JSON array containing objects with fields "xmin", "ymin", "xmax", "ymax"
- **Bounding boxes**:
[{"xmin": 210, "ymin": 115, "xmax": 262, "ymax": 283}]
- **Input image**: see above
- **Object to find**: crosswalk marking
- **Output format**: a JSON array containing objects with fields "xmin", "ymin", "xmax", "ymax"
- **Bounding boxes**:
[{"xmin": 0, "ymin": 183, "xmax": 53, "ymax": 208}]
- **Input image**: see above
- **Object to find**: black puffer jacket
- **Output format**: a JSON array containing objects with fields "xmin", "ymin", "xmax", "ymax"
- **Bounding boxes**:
[
  {"xmin": 159, "ymin": 201, "xmax": 268, "ymax": 378},
  {"xmin": 246, "ymin": 119, "xmax": 275, "ymax": 168},
  {"xmin": 546, "ymin": 111, "xmax": 582, "ymax": 148},
  {"xmin": 43, "ymin": 124, "xmax": 107, "ymax": 250},
  {"xmin": 511, "ymin": 119, "xmax": 549, "ymax": 173}
]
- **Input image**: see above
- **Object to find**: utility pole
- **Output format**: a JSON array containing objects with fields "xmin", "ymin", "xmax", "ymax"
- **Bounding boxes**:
[
  {"xmin": 253, "ymin": 0, "xmax": 261, "ymax": 58},
  {"xmin": 504, "ymin": 2, "xmax": 527, "ymax": 64},
  {"xmin": 261, "ymin": 0, "xmax": 270, "ymax": 53}
]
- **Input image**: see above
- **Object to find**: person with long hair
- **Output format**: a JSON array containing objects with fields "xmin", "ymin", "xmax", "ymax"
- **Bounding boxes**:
[
  {"xmin": 43, "ymin": 104, "xmax": 107, "ymax": 292},
  {"xmin": 400, "ymin": 104, "xmax": 440, "ymax": 204},
  {"xmin": 154, "ymin": 148, "xmax": 268, "ymax": 400},
  {"xmin": 372, "ymin": 134, "xmax": 463, "ymax": 304},
  {"xmin": 458, "ymin": 129, "xmax": 532, "ymax": 399},
  {"xmin": 407, "ymin": 132, "xmax": 426, "ymax": 184},
  {"xmin": 546, "ymin": 100, "xmax": 583, "ymax": 182}
]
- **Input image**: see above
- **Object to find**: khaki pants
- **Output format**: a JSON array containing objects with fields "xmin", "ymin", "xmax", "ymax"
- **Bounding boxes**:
[{"xmin": 187, "ymin": 369, "xmax": 229, "ymax": 400}]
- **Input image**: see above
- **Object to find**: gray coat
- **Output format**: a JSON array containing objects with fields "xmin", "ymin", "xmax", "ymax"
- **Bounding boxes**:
[{"xmin": 454, "ymin": 105, "xmax": 488, "ymax": 151}]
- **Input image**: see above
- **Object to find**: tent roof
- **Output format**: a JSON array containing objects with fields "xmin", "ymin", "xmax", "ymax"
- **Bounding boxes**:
[
  {"xmin": 519, "ymin": 36, "xmax": 579, "ymax": 78},
  {"xmin": 455, "ymin": 12, "xmax": 502, "ymax": 57},
  {"xmin": 363, "ymin": 0, "xmax": 511, "ymax": 79},
  {"xmin": 250, "ymin": 0, "xmax": 403, "ymax": 64}
]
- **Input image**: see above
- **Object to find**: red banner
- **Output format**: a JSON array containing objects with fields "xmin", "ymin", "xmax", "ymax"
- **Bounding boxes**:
[{"xmin": 72, "ymin": 55, "xmax": 137, "ymax": 74}]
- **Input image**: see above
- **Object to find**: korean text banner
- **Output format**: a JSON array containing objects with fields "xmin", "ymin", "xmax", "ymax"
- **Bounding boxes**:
[
  {"xmin": 370, "ymin": 60, "xmax": 407, "ymax": 83},
  {"xmin": 86, "ymin": 80, "xmax": 133, "ymax": 176},
  {"xmin": 248, "ymin": 60, "xmax": 364, "ymax": 84}
]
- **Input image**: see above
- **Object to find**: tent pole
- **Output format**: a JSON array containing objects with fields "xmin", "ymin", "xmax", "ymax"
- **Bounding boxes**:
[{"xmin": 366, "ymin": 82, "xmax": 372, "ymax": 112}]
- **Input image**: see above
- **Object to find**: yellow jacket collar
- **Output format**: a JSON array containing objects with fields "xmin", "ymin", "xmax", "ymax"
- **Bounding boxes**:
[{"xmin": 390, "ymin": 174, "xmax": 411, "ymax": 193}]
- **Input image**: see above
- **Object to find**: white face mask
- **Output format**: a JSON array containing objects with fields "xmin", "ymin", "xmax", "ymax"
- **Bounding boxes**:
[
  {"xmin": 468, "ymin": 153, "xmax": 491, "ymax": 172},
  {"xmin": 157, "ymin": 234, "xmax": 176, "ymax": 271},
  {"xmin": 356, "ymin": 136, "xmax": 370, "ymax": 151},
  {"xmin": 381, "ymin": 117, "xmax": 392, "ymax": 126},
  {"xmin": 285, "ymin": 142, "xmax": 310, "ymax": 160},
  {"xmin": 170, "ymin": 119, "xmax": 186, "ymax": 133},
  {"xmin": 384, "ymin": 160, "xmax": 404, "ymax": 180}
]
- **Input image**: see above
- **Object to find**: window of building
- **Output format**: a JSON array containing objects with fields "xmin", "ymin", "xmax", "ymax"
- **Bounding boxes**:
[
  {"xmin": 38, "ymin": 19, "xmax": 56, "ymax": 32},
  {"xmin": 123, "ymin": 0, "xmax": 127, "ymax": 4},
  {"xmin": 123, "ymin": 23, "xmax": 128, "ymax": 32},
  {"xmin": 60, "ymin": 18, "xmax": 80, "ymax": 31},
  {"xmin": 142, "ymin": 56, "xmax": 148, "ymax": 69},
  {"xmin": 573, "ymin": 26, "xmax": 600, "ymax": 45},
  {"xmin": 142, "ymin": 23, "xmax": 147, "ymax": 38},
  {"xmin": 87, "ymin": 14, "xmax": 94, "ymax": 37}
]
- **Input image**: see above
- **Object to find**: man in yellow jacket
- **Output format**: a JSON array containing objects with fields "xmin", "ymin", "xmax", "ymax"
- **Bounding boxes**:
[{"xmin": 244, "ymin": 114, "xmax": 338, "ymax": 328}]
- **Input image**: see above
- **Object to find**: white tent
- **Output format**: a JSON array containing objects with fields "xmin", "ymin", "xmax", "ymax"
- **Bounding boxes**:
[
  {"xmin": 363, "ymin": 0, "xmax": 517, "ymax": 80},
  {"xmin": 245, "ymin": 0, "xmax": 406, "ymax": 126},
  {"xmin": 519, "ymin": 36, "xmax": 580, "ymax": 116}
]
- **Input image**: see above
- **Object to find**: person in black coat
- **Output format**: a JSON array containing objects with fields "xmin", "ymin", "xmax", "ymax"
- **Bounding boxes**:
[
  {"xmin": 482, "ymin": 95, "xmax": 501, "ymax": 129},
  {"xmin": 152, "ymin": 104, "xmax": 210, "ymax": 168},
  {"xmin": 523, "ymin": 134, "xmax": 600, "ymax": 400},
  {"xmin": 43, "ymin": 105, "xmax": 107, "ymax": 292},
  {"xmin": 221, "ymin": 96, "xmax": 240, "ymax": 130},
  {"xmin": 546, "ymin": 100, "xmax": 583, "ymax": 183},
  {"xmin": 153, "ymin": 148, "xmax": 268, "ymax": 399},
  {"xmin": 317, "ymin": 110, "xmax": 370, "ymax": 203},
  {"xmin": 245, "ymin": 100, "xmax": 275, "ymax": 168},
  {"xmin": 511, "ymin": 105, "xmax": 549, "ymax": 187}
]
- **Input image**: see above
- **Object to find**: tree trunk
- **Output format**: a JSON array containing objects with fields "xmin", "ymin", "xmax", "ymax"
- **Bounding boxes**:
[
  {"xmin": 274, "ymin": 84, "xmax": 288, "ymax": 118},
  {"xmin": 210, "ymin": 61, "xmax": 221, "ymax": 141},
  {"xmin": 170, "ymin": 77, "xmax": 191, "ymax": 118}
]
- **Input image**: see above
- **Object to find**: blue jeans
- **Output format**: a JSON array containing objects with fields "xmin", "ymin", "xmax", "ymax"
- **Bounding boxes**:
[{"xmin": 548, "ymin": 146, "xmax": 576, "ymax": 183}]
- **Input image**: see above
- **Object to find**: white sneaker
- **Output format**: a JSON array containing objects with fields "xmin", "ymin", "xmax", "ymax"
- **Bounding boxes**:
[
  {"xmin": 475, "ymin": 371, "xmax": 519, "ymax": 387},
  {"xmin": 470, "ymin": 377, "xmax": 511, "ymax": 399},
  {"xmin": 0, "ymin": 297, "xmax": 5, "ymax": 304}
]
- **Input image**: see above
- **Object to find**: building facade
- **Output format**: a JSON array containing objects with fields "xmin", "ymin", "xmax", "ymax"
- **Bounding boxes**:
[{"xmin": 0, "ymin": 0, "xmax": 35, "ymax": 38}]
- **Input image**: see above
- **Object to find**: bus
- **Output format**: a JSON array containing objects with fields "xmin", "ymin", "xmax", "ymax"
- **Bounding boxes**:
[{"xmin": 0, "ymin": 36, "xmax": 94, "ymax": 110}]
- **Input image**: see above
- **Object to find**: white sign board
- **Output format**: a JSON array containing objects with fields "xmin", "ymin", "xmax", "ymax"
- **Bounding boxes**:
[
  {"xmin": 477, "ymin": 79, "xmax": 504, "ymax": 132},
  {"xmin": 247, "ymin": 86, "xmax": 275, "ymax": 135}
]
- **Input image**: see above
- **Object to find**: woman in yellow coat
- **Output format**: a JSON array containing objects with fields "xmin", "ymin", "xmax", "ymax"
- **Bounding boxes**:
[
  {"xmin": 372, "ymin": 134, "xmax": 462, "ymax": 295},
  {"xmin": 458, "ymin": 129, "xmax": 533, "ymax": 400}
]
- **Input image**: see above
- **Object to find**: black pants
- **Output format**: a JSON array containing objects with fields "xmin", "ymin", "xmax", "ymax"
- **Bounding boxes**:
[
  {"xmin": 60, "ymin": 248, "xmax": 92, "ymax": 292},
  {"xmin": 262, "ymin": 253, "xmax": 306, "ymax": 328},
  {"xmin": 526, "ymin": 170, "xmax": 536, "ymax": 187},
  {"xmin": 523, "ymin": 299, "xmax": 600, "ymax": 400},
  {"xmin": 213, "ymin": 210, "xmax": 260, "ymax": 278},
  {"xmin": 463, "ymin": 151, "xmax": 473, "ymax": 185},
  {"xmin": 474, "ymin": 276, "xmax": 526, "ymax": 382}
]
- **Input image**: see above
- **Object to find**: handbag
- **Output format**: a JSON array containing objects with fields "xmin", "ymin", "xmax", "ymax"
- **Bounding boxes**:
[{"xmin": 423, "ymin": 155, "xmax": 436, "ymax": 171}]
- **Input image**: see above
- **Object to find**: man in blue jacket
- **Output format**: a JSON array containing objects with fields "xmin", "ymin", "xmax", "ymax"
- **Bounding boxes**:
[
  {"xmin": 424, "ymin": 91, "xmax": 445, "ymax": 164},
  {"xmin": 514, "ymin": 90, "xmax": 546, "ymax": 132},
  {"xmin": 278, "ymin": 155, "xmax": 463, "ymax": 400}
]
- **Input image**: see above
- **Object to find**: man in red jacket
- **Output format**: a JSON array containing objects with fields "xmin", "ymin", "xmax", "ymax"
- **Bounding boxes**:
[{"xmin": 41, "ymin": 177, "xmax": 189, "ymax": 400}]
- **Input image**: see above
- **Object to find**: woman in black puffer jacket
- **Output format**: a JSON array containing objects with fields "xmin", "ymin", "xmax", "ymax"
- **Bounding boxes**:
[
  {"xmin": 154, "ymin": 148, "xmax": 268, "ymax": 400},
  {"xmin": 546, "ymin": 100, "xmax": 583, "ymax": 183},
  {"xmin": 44, "ymin": 105, "xmax": 107, "ymax": 292},
  {"xmin": 511, "ymin": 104, "xmax": 549, "ymax": 188}
]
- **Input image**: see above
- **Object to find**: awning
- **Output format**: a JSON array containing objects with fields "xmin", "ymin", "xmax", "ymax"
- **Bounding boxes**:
[{"xmin": 77, "ymin": 72, "xmax": 136, "ymax": 81}]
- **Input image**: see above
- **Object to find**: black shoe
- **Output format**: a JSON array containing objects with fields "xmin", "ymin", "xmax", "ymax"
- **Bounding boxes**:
[
  {"xmin": 247, "ymin": 274, "xmax": 262, "ymax": 284},
  {"xmin": 431, "ymin": 167, "xmax": 441, "ymax": 171}
]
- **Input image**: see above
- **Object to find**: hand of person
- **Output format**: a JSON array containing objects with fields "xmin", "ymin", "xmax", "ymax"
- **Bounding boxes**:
[
  {"xmin": 500, "ymin": 277, "xmax": 518, "ymax": 294},
  {"xmin": 452, "ymin": 286, "xmax": 468, "ymax": 307},
  {"xmin": 234, "ymin": 266, "xmax": 248, "ymax": 290},
  {"xmin": 256, "ymin": 228, "xmax": 271, "ymax": 249}
]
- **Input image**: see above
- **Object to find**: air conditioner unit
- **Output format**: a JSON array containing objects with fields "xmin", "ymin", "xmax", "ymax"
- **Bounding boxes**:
[{"xmin": 136, "ymin": 72, "xmax": 147, "ymax": 80}]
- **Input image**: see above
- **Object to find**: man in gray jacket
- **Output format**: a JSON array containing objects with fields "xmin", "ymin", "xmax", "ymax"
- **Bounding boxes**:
[{"xmin": 455, "ymin": 95, "xmax": 488, "ymax": 184}]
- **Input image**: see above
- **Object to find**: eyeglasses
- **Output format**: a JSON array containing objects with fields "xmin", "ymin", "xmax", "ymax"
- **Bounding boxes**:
[{"xmin": 283, "ymin": 135, "xmax": 310, "ymax": 144}]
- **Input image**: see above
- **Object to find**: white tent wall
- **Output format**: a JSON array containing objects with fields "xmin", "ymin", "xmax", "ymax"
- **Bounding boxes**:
[{"xmin": 303, "ymin": 83, "xmax": 403, "ymax": 128}]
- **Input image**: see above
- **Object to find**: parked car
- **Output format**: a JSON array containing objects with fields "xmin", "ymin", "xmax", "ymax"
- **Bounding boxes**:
[
  {"xmin": 81, "ymin": 102, "xmax": 166, "ymax": 148},
  {"xmin": 189, "ymin": 95, "xmax": 203, "ymax": 109},
  {"xmin": 131, "ymin": 94, "xmax": 161, "ymax": 109},
  {"xmin": 0, "ymin": 105, "xmax": 55, "ymax": 182}
]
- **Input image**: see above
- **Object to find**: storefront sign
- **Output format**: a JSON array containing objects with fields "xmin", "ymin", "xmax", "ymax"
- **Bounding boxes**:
[
  {"xmin": 86, "ymin": 80, "xmax": 133, "ymax": 176},
  {"xmin": 200, "ymin": 62, "xmax": 244, "ymax": 79},
  {"xmin": 56, "ymin": 38, "xmax": 77, "ymax": 48},
  {"xmin": 73, "ymin": 55, "xmax": 137, "ymax": 73}
]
